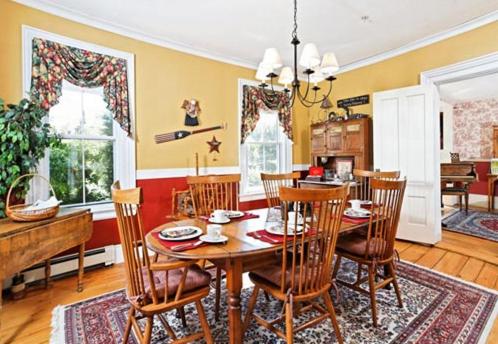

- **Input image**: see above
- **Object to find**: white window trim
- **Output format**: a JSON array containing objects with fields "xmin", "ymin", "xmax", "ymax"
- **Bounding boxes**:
[
  {"xmin": 22, "ymin": 26, "xmax": 136, "ymax": 221},
  {"xmin": 237, "ymin": 79, "xmax": 292, "ymax": 201}
]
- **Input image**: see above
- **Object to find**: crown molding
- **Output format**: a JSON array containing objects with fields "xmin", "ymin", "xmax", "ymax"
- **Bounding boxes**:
[
  {"xmin": 14, "ymin": 1, "xmax": 498, "ymax": 76},
  {"xmin": 336, "ymin": 10, "xmax": 498, "ymax": 74},
  {"xmin": 13, "ymin": 0, "xmax": 258, "ymax": 70}
]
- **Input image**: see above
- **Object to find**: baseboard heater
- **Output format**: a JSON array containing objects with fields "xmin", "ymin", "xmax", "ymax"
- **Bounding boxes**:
[{"xmin": 2, "ymin": 245, "xmax": 116, "ymax": 290}]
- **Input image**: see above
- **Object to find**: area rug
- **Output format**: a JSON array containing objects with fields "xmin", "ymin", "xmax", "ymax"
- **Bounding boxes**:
[
  {"xmin": 51, "ymin": 260, "xmax": 497, "ymax": 344},
  {"xmin": 442, "ymin": 210, "xmax": 498, "ymax": 242}
]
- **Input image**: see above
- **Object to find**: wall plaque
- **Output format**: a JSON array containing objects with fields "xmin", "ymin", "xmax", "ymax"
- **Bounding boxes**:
[{"xmin": 337, "ymin": 95, "xmax": 369, "ymax": 108}]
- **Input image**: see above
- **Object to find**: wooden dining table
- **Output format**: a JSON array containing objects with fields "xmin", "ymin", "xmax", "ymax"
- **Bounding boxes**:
[{"xmin": 145, "ymin": 208, "xmax": 369, "ymax": 344}]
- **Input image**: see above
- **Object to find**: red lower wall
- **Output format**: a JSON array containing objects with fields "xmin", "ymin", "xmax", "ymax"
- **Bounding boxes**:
[
  {"xmin": 85, "ymin": 176, "xmax": 269, "ymax": 250},
  {"xmin": 469, "ymin": 161, "xmax": 494, "ymax": 196}
]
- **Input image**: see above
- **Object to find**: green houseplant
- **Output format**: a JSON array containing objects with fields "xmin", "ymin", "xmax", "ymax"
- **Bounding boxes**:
[{"xmin": 0, "ymin": 98, "xmax": 59, "ymax": 217}]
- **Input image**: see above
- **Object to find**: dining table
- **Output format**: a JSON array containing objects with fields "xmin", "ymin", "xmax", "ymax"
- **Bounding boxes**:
[{"xmin": 145, "ymin": 207, "xmax": 370, "ymax": 344}]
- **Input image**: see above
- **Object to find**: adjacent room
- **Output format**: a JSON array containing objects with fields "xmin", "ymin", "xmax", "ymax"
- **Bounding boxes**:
[{"xmin": 0, "ymin": 0, "xmax": 497, "ymax": 343}]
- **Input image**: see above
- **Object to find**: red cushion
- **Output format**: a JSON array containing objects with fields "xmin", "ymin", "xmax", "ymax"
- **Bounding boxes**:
[
  {"xmin": 143, "ymin": 264, "xmax": 211, "ymax": 299},
  {"xmin": 336, "ymin": 232, "xmax": 386, "ymax": 257}
]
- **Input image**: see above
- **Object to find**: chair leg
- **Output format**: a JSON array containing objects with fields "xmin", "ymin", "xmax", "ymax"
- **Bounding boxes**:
[
  {"xmin": 215, "ymin": 267, "xmax": 222, "ymax": 321},
  {"xmin": 123, "ymin": 307, "xmax": 134, "ymax": 344},
  {"xmin": 367, "ymin": 265, "xmax": 378, "ymax": 327},
  {"xmin": 323, "ymin": 292, "xmax": 344, "ymax": 344},
  {"xmin": 243, "ymin": 286, "xmax": 260, "ymax": 333},
  {"xmin": 465, "ymin": 192, "xmax": 469, "ymax": 213},
  {"xmin": 332, "ymin": 255, "xmax": 342, "ymax": 279},
  {"xmin": 195, "ymin": 300, "xmax": 213, "ymax": 344},
  {"xmin": 143, "ymin": 316, "xmax": 153, "ymax": 344},
  {"xmin": 285, "ymin": 298, "xmax": 294, "ymax": 344},
  {"xmin": 177, "ymin": 307, "xmax": 187, "ymax": 327},
  {"xmin": 388, "ymin": 262, "xmax": 403, "ymax": 308}
]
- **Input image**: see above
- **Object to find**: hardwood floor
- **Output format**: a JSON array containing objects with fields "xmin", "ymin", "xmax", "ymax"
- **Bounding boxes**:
[{"xmin": 1, "ymin": 230, "xmax": 497, "ymax": 344}]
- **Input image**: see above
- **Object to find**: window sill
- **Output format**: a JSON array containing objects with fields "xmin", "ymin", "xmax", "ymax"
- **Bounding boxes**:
[
  {"xmin": 240, "ymin": 192, "xmax": 266, "ymax": 202},
  {"xmin": 62, "ymin": 202, "xmax": 116, "ymax": 221}
]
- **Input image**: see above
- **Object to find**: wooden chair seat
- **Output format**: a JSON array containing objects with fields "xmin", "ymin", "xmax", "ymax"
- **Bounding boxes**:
[
  {"xmin": 143, "ymin": 264, "xmax": 211, "ymax": 300},
  {"xmin": 249, "ymin": 260, "xmax": 323, "ymax": 290},
  {"xmin": 336, "ymin": 233, "xmax": 387, "ymax": 257}
]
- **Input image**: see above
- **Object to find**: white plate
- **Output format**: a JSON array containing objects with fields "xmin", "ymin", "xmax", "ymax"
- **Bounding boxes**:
[
  {"xmin": 265, "ymin": 224, "xmax": 307, "ymax": 236},
  {"xmin": 159, "ymin": 226, "xmax": 202, "ymax": 241},
  {"xmin": 199, "ymin": 234, "xmax": 228, "ymax": 243},
  {"xmin": 226, "ymin": 210, "xmax": 244, "ymax": 218},
  {"xmin": 344, "ymin": 208, "xmax": 371, "ymax": 219},
  {"xmin": 208, "ymin": 217, "xmax": 230, "ymax": 224}
]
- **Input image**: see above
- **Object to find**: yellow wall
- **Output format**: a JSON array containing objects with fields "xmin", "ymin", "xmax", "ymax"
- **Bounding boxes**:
[
  {"xmin": 0, "ymin": 0, "xmax": 311, "ymax": 170},
  {"xmin": 322, "ymin": 20, "xmax": 498, "ymax": 117}
]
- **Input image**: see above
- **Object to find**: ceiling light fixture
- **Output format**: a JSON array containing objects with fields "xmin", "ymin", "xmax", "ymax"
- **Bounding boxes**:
[{"xmin": 255, "ymin": 0, "xmax": 338, "ymax": 108}]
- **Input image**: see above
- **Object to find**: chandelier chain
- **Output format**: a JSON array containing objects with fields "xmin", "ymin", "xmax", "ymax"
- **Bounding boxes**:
[{"xmin": 292, "ymin": 0, "xmax": 298, "ymax": 39}]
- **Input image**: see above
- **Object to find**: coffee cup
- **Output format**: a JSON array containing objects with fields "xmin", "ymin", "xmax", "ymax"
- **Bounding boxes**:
[
  {"xmin": 350, "ymin": 199, "xmax": 362, "ymax": 211},
  {"xmin": 207, "ymin": 224, "xmax": 222, "ymax": 239},
  {"xmin": 211, "ymin": 209, "xmax": 228, "ymax": 222}
]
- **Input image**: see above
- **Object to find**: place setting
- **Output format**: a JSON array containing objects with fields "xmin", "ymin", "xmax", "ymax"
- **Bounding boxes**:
[
  {"xmin": 342, "ymin": 199, "xmax": 372, "ymax": 224},
  {"xmin": 248, "ymin": 210, "xmax": 313, "ymax": 244},
  {"xmin": 200, "ymin": 209, "xmax": 260, "ymax": 224},
  {"xmin": 151, "ymin": 224, "xmax": 228, "ymax": 252}
]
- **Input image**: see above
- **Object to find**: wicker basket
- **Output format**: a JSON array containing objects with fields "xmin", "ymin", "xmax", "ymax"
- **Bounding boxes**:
[{"xmin": 5, "ymin": 173, "xmax": 59, "ymax": 222}]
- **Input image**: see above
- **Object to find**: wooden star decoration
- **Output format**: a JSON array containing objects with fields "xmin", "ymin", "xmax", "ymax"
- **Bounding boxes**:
[{"xmin": 207, "ymin": 135, "xmax": 221, "ymax": 153}]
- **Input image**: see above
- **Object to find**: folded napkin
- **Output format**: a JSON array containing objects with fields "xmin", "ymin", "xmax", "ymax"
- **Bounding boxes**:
[
  {"xmin": 247, "ymin": 228, "xmax": 317, "ymax": 244},
  {"xmin": 23, "ymin": 196, "xmax": 61, "ymax": 212},
  {"xmin": 151, "ymin": 232, "xmax": 207, "ymax": 252}
]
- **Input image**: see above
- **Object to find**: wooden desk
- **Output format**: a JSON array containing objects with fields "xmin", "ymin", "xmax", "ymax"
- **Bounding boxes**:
[
  {"xmin": 488, "ymin": 174, "xmax": 498, "ymax": 211},
  {"xmin": 0, "ymin": 208, "xmax": 93, "ymax": 306},
  {"xmin": 145, "ymin": 208, "xmax": 368, "ymax": 344}
]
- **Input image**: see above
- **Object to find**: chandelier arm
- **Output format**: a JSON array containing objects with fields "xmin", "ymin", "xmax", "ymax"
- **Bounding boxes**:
[{"xmin": 296, "ymin": 88, "xmax": 316, "ymax": 108}]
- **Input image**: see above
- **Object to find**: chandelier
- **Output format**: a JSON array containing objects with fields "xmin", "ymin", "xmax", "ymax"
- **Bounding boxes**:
[{"xmin": 255, "ymin": 0, "xmax": 338, "ymax": 108}]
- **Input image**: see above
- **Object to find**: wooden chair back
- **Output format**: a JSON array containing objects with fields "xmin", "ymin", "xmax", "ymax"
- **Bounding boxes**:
[
  {"xmin": 364, "ymin": 178, "xmax": 407, "ymax": 260},
  {"xmin": 261, "ymin": 172, "xmax": 301, "ymax": 208},
  {"xmin": 279, "ymin": 185, "xmax": 348, "ymax": 296},
  {"xmin": 186, "ymin": 174, "xmax": 241, "ymax": 216},
  {"xmin": 353, "ymin": 169, "xmax": 400, "ymax": 201},
  {"xmin": 112, "ymin": 183, "xmax": 158, "ymax": 304}
]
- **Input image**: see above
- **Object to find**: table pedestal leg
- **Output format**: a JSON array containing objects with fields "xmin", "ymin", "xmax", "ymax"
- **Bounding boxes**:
[
  {"xmin": 226, "ymin": 258, "xmax": 243, "ymax": 344},
  {"xmin": 77, "ymin": 244, "xmax": 85, "ymax": 292}
]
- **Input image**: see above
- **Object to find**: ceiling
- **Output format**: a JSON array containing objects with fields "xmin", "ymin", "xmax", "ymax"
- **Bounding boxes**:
[
  {"xmin": 15, "ymin": 0, "xmax": 498, "ymax": 71},
  {"xmin": 439, "ymin": 73, "xmax": 498, "ymax": 103}
]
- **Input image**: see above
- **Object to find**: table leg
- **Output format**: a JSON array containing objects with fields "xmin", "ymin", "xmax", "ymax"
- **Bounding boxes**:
[
  {"xmin": 77, "ymin": 244, "xmax": 85, "ymax": 292},
  {"xmin": 492, "ymin": 178, "xmax": 496, "ymax": 212},
  {"xmin": 226, "ymin": 258, "xmax": 243, "ymax": 344},
  {"xmin": 488, "ymin": 179, "xmax": 492, "ymax": 212}
]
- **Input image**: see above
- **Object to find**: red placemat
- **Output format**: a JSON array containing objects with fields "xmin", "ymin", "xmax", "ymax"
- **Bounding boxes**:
[
  {"xmin": 247, "ymin": 228, "xmax": 316, "ymax": 244},
  {"xmin": 342, "ymin": 215, "xmax": 370, "ymax": 225},
  {"xmin": 151, "ymin": 231, "xmax": 207, "ymax": 252}
]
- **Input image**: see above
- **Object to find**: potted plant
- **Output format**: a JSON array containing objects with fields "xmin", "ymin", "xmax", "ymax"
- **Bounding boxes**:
[{"xmin": 0, "ymin": 98, "xmax": 59, "ymax": 218}]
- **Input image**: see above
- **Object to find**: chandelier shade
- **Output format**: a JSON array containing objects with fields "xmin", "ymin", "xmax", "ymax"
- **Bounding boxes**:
[{"xmin": 255, "ymin": 0, "xmax": 338, "ymax": 108}]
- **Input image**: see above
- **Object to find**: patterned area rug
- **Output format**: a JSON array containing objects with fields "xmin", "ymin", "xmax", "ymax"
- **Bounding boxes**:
[
  {"xmin": 51, "ymin": 260, "xmax": 497, "ymax": 344},
  {"xmin": 442, "ymin": 210, "xmax": 498, "ymax": 242}
]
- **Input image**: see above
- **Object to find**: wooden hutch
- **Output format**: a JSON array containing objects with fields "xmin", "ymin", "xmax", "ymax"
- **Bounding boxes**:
[{"xmin": 310, "ymin": 117, "xmax": 372, "ymax": 172}]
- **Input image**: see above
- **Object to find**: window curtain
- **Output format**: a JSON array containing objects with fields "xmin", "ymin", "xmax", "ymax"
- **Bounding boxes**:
[
  {"xmin": 241, "ymin": 85, "xmax": 293, "ymax": 143},
  {"xmin": 30, "ymin": 38, "xmax": 132, "ymax": 136}
]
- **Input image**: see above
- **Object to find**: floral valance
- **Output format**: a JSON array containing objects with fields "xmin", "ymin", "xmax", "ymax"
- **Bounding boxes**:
[
  {"xmin": 241, "ymin": 85, "xmax": 293, "ymax": 144},
  {"xmin": 30, "ymin": 38, "xmax": 132, "ymax": 136}
]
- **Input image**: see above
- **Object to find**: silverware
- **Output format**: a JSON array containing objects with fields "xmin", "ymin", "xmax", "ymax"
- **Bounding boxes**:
[
  {"xmin": 171, "ymin": 240, "xmax": 203, "ymax": 251},
  {"xmin": 252, "ymin": 231, "xmax": 279, "ymax": 244}
]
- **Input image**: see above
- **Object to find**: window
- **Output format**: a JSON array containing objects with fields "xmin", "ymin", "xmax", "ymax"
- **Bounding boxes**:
[
  {"xmin": 239, "ymin": 81, "xmax": 292, "ymax": 198},
  {"xmin": 48, "ymin": 81, "xmax": 115, "ymax": 206},
  {"xmin": 23, "ymin": 27, "xmax": 135, "ymax": 220}
]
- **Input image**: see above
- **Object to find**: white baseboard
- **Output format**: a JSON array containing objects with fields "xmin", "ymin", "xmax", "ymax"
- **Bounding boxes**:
[
  {"xmin": 442, "ymin": 193, "xmax": 496, "ymax": 209},
  {"xmin": 2, "ymin": 246, "xmax": 116, "ymax": 290}
]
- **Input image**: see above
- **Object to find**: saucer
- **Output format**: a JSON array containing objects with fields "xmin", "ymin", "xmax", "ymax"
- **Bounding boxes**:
[
  {"xmin": 208, "ymin": 217, "xmax": 230, "ymax": 224},
  {"xmin": 199, "ymin": 234, "xmax": 228, "ymax": 243}
]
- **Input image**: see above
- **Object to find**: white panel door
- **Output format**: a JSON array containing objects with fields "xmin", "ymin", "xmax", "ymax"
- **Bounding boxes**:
[{"xmin": 373, "ymin": 85, "xmax": 441, "ymax": 244}]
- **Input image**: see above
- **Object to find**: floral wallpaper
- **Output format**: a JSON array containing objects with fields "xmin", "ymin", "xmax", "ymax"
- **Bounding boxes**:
[{"xmin": 452, "ymin": 98, "xmax": 498, "ymax": 160}]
